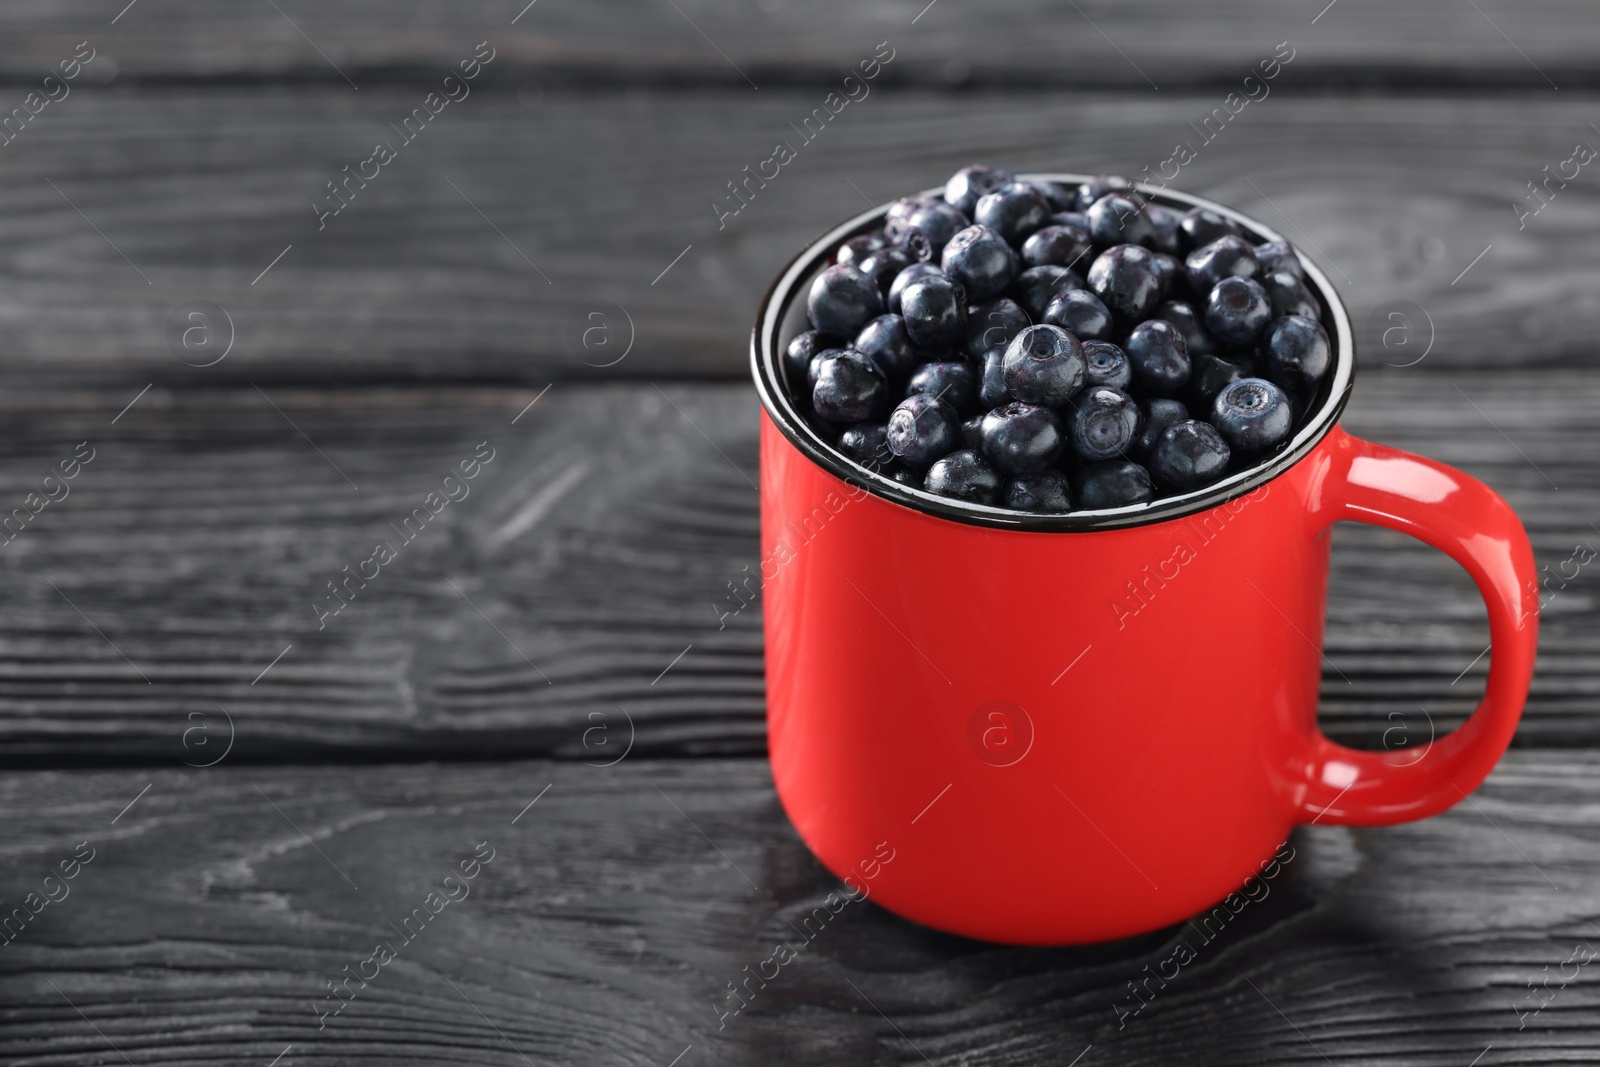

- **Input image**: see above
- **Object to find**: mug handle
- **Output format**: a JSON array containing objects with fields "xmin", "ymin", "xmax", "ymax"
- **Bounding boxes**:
[{"xmin": 1295, "ymin": 426, "xmax": 1540, "ymax": 826}]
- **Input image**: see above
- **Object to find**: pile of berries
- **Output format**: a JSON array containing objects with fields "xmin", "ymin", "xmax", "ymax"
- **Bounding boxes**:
[{"xmin": 782, "ymin": 166, "xmax": 1332, "ymax": 512}]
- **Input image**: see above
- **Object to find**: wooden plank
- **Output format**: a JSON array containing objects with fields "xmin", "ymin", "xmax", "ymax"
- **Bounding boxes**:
[
  {"xmin": 0, "ymin": 372, "xmax": 1589, "ymax": 763},
  {"xmin": 1, "ymin": 750, "xmax": 1598, "ymax": 1064},
  {"xmin": 0, "ymin": 89, "xmax": 1593, "ymax": 380},
  {"xmin": 1, "ymin": 1, "xmax": 1596, "ymax": 88}
]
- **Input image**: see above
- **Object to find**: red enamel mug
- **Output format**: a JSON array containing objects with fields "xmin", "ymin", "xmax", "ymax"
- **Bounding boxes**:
[{"xmin": 751, "ymin": 175, "xmax": 1539, "ymax": 945}]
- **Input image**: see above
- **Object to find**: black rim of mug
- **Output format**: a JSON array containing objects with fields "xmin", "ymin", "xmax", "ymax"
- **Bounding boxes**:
[{"xmin": 750, "ymin": 174, "xmax": 1356, "ymax": 532}]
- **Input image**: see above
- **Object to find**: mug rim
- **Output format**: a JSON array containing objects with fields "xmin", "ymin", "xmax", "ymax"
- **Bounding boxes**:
[{"xmin": 750, "ymin": 173, "xmax": 1356, "ymax": 531}]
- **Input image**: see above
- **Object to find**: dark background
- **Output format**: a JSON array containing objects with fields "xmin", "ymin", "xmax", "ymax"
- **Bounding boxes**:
[{"xmin": 0, "ymin": 2, "xmax": 1595, "ymax": 1064}]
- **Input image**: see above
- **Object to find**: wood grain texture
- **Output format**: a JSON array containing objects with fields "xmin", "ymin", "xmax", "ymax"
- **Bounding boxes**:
[
  {"xmin": 0, "ymin": 0, "xmax": 1596, "ymax": 89},
  {"xmin": 0, "ymin": 371, "xmax": 1588, "ymax": 764},
  {"xmin": 0, "ymin": 88, "xmax": 1597, "ymax": 380},
  {"xmin": 0, "ymin": 750, "xmax": 1596, "ymax": 1065}
]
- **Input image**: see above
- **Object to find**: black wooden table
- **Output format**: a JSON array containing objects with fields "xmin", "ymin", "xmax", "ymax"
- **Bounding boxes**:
[{"xmin": 0, "ymin": 3, "xmax": 1596, "ymax": 1064}]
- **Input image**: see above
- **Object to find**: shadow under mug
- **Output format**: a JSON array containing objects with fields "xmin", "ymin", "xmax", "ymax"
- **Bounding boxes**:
[{"xmin": 751, "ymin": 175, "xmax": 1539, "ymax": 945}]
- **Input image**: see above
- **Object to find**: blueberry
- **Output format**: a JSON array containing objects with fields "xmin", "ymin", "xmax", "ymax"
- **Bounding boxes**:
[
  {"xmin": 784, "ymin": 330, "xmax": 839, "ymax": 391},
  {"xmin": 1149, "ymin": 252, "xmax": 1181, "ymax": 296},
  {"xmin": 854, "ymin": 315, "xmax": 919, "ymax": 381},
  {"xmin": 1050, "ymin": 210, "xmax": 1090, "ymax": 231},
  {"xmin": 924, "ymin": 449, "xmax": 1003, "ymax": 505},
  {"xmin": 1132, "ymin": 397, "xmax": 1190, "ymax": 460},
  {"xmin": 886, "ymin": 195, "xmax": 933, "ymax": 230},
  {"xmin": 1003, "ymin": 325, "xmax": 1087, "ymax": 407},
  {"xmin": 899, "ymin": 272, "xmax": 968, "ymax": 348},
  {"xmin": 1026, "ymin": 179, "xmax": 1077, "ymax": 213},
  {"xmin": 1124, "ymin": 319, "xmax": 1191, "ymax": 396},
  {"xmin": 890, "ymin": 199, "xmax": 969, "ymax": 251},
  {"xmin": 807, "ymin": 346, "xmax": 850, "ymax": 392},
  {"xmin": 945, "ymin": 165, "xmax": 1015, "ymax": 217},
  {"xmin": 1082, "ymin": 340, "xmax": 1132, "ymax": 389},
  {"xmin": 886, "ymin": 393, "xmax": 962, "ymax": 468},
  {"xmin": 1153, "ymin": 299, "xmax": 1216, "ymax": 358},
  {"xmin": 1073, "ymin": 175, "xmax": 1135, "ymax": 213},
  {"xmin": 1085, "ymin": 193, "xmax": 1156, "ymax": 248},
  {"xmin": 888, "ymin": 262, "xmax": 944, "ymax": 312},
  {"xmin": 1073, "ymin": 459, "xmax": 1155, "ymax": 509},
  {"xmin": 1259, "ymin": 314, "xmax": 1331, "ymax": 393},
  {"xmin": 887, "ymin": 464, "xmax": 924, "ymax": 489},
  {"xmin": 835, "ymin": 234, "xmax": 886, "ymax": 268},
  {"xmin": 1184, "ymin": 235, "xmax": 1258, "ymax": 293},
  {"xmin": 1088, "ymin": 244, "xmax": 1164, "ymax": 324},
  {"xmin": 807, "ymin": 264, "xmax": 884, "ymax": 336},
  {"xmin": 1146, "ymin": 204, "xmax": 1182, "ymax": 255},
  {"xmin": 980, "ymin": 402, "xmax": 1066, "ymax": 475},
  {"xmin": 1205, "ymin": 277, "xmax": 1273, "ymax": 345},
  {"xmin": 1254, "ymin": 239, "xmax": 1302, "ymax": 279},
  {"xmin": 960, "ymin": 414, "xmax": 984, "ymax": 451},
  {"xmin": 942, "ymin": 224, "xmax": 1019, "ymax": 301},
  {"xmin": 1179, "ymin": 206, "xmax": 1241, "ymax": 252},
  {"xmin": 1043, "ymin": 288, "xmax": 1115, "ymax": 341},
  {"xmin": 812, "ymin": 350, "xmax": 887, "ymax": 422},
  {"xmin": 1148, "ymin": 420, "xmax": 1231, "ymax": 492},
  {"xmin": 837, "ymin": 422, "xmax": 894, "ymax": 471},
  {"xmin": 978, "ymin": 346, "xmax": 1013, "ymax": 409},
  {"xmin": 975, "ymin": 182, "xmax": 1051, "ymax": 245},
  {"xmin": 1211, "ymin": 377, "xmax": 1293, "ymax": 454},
  {"xmin": 1261, "ymin": 270, "xmax": 1319, "ymax": 320},
  {"xmin": 1184, "ymin": 352, "xmax": 1248, "ymax": 412},
  {"xmin": 906, "ymin": 361, "xmax": 980, "ymax": 418},
  {"xmin": 965, "ymin": 298, "xmax": 1031, "ymax": 360},
  {"xmin": 1010, "ymin": 265, "xmax": 1084, "ymax": 320},
  {"xmin": 1006, "ymin": 469, "xmax": 1073, "ymax": 512},
  {"xmin": 855, "ymin": 246, "xmax": 914, "ymax": 292},
  {"xmin": 1021, "ymin": 224, "xmax": 1095, "ymax": 270},
  {"xmin": 1067, "ymin": 385, "xmax": 1141, "ymax": 462}
]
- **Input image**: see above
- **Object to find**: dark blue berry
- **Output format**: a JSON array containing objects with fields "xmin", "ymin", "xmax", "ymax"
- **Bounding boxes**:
[
  {"xmin": 890, "ymin": 199, "xmax": 969, "ymax": 250},
  {"xmin": 807, "ymin": 264, "xmax": 883, "ymax": 336},
  {"xmin": 978, "ymin": 346, "xmax": 1013, "ymax": 409},
  {"xmin": 1010, "ymin": 265, "xmax": 1084, "ymax": 320},
  {"xmin": 835, "ymin": 234, "xmax": 886, "ymax": 267},
  {"xmin": 1146, "ymin": 204, "xmax": 1181, "ymax": 255},
  {"xmin": 1179, "ymin": 206, "xmax": 1241, "ymax": 252},
  {"xmin": 1021, "ymin": 224, "xmax": 1095, "ymax": 270},
  {"xmin": 1073, "ymin": 175, "xmax": 1134, "ymax": 213},
  {"xmin": 785, "ymin": 330, "xmax": 839, "ymax": 390},
  {"xmin": 944, "ymin": 165, "xmax": 1015, "ymax": 216},
  {"xmin": 1088, "ymin": 244, "xmax": 1164, "ymax": 324},
  {"xmin": 964, "ymin": 298, "xmax": 1030, "ymax": 360},
  {"xmin": 1254, "ymin": 239, "xmax": 1302, "ymax": 279},
  {"xmin": 1211, "ymin": 377, "xmax": 1293, "ymax": 454},
  {"xmin": 855, "ymin": 246, "xmax": 914, "ymax": 292},
  {"xmin": 1006, "ymin": 469, "xmax": 1073, "ymax": 511},
  {"xmin": 1068, "ymin": 386, "xmax": 1141, "ymax": 462},
  {"xmin": 960, "ymin": 414, "xmax": 984, "ymax": 451},
  {"xmin": 1124, "ymin": 319, "xmax": 1191, "ymax": 396},
  {"xmin": 854, "ymin": 315, "xmax": 919, "ymax": 381},
  {"xmin": 1086, "ymin": 193, "xmax": 1156, "ymax": 248},
  {"xmin": 1153, "ymin": 299, "xmax": 1216, "ymax": 358},
  {"xmin": 1184, "ymin": 235, "xmax": 1258, "ymax": 293},
  {"xmin": 924, "ymin": 449, "xmax": 1002, "ymax": 505},
  {"xmin": 887, "ymin": 464, "xmax": 924, "ymax": 489},
  {"xmin": 1259, "ymin": 314, "xmax": 1331, "ymax": 393},
  {"xmin": 812, "ymin": 350, "xmax": 887, "ymax": 422},
  {"xmin": 1205, "ymin": 277, "xmax": 1273, "ymax": 345},
  {"xmin": 888, "ymin": 262, "xmax": 943, "ymax": 312},
  {"xmin": 886, "ymin": 195, "xmax": 932, "ymax": 230},
  {"xmin": 980, "ymin": 402, "xmax": 1066, "ymax": 475},
  {"xmin": 1043, "ymin": 289, "xmax": 1114, "ymax": 341},
  {"xmin": 1050, "ymin": 210, "xmax": 1089, "ymax": 231},
  {"xmin": 1082, "ymin": 340, "xmax": 1132, "ymax": 389},
  {"xmin": 1073, "ymin": 459, "xmax": 1155, "ymax": 509},
  {"xmin": 886, "ymin": 393, "xmax": 962, "ymax": 468},
  {"xmin": 1261, "ymin": 270, "xmax": 1319, "ymax": 320},
  {"xmin": 1003, "ymin": 325, "xmax": 1086, "ymax": 407},
  {"xmin": 1132, "ymin": 397, "xmax": 1190, "ymax": 460},
  {"xmin": 975, "ymin": 182, "xmax": 1050, "ymax": 245},
  {"xmin": 1148, "ymin": 420, "xmax": 1231, "ymax": 492},
  {"xmin": 1184, "ymin": 352, "xmax": 1248, "ymax": 412},
  {"xmin": 906, "ymin": 361, "xmax": 980, "ymax": 417},
  {"xmin": 1025, "ymin": 180, "xmax": 1077, "ymax": 213},
  {"xmin": 899, "ymin": 272, "xmax": 968, "ymax": 348},
  {"xmin": 807, "ymin": 346, "xmax": 850, "ymax": 393},
  {"xmin": 837, "ymin": 422, "xmax": 893, "ymax": 470},
  {"xmin": 942, "ymin": 224, "xmax": 1018, "ymax": 301}
]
